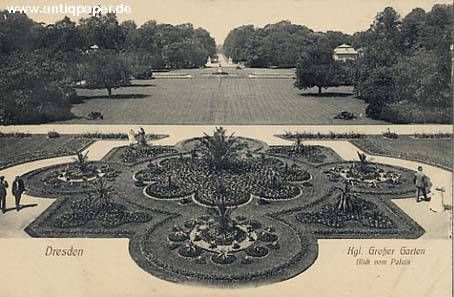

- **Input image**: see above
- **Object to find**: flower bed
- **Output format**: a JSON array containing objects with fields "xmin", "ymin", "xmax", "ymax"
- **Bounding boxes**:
[
  {"xmin": 22, "ymin": 162, "xmax": 122, "ymax": 197},
  {"xmin": 103, "ymin": 145, "xmax": 178, "ymax": 165},
  {"xmin": 137, "ymin": 154, "xmax": 309, "ymax": 204},
  {"xmin": 318, "ymin": 162, "xmax": 415, "ymax": 196},
  {"xmin": 267, "ymin": 145, "xmax": 343, "ymax": 164},
  {"xmin": 175, "ymin": 136, "xmax": 267, "ymax": 153},
  {"xmin": 22, "ymin": 135, "xmax": 425, "ymax": 287},
  {"xmin": 53, "ymin": 198, "xmax": 152, "ymax": 228},
  {"xmin": 296, "ymin": 199, "xmax": 395, "ymax": 229}
]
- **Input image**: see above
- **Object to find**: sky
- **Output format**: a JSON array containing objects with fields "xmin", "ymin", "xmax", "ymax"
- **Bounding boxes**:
[{"xmin": 1, "ymin": 0, "xmax": 451, "ymax": 43}]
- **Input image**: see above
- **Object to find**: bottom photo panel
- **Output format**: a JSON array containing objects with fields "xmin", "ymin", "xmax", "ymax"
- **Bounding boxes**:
[{"xmin": 0, "ymin": 125, "xmax": 451, "ymax": 297}]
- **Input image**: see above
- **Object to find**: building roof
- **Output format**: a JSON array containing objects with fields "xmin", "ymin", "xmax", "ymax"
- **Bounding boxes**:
[{"xmin": 334, "ymin": 44, "xmax": 357, "ymax": 55}]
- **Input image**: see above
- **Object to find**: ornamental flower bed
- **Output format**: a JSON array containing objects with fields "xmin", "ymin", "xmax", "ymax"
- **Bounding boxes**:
[
  {"xmin": 23, "ymin": 133, "xmax": 425, "ymax": 287},
  {"xmin": 296, "ymin": 199, "xmax": 395, "ymax": 229},
  {"xmin": 53, "ymin": 197, "xmax": 152, "ymax": 228},
  {"xmin": 120, "ymin": 145, "xmax": 178, "ymax": 164},
  {"xmin": 141, "ymin": 154, "xmax": 308, "ymax": 204}
]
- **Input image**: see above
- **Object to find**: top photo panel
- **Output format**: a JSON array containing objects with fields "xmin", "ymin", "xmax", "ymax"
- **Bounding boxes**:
[{"xmin": 0, "ymin": 0, "xmax": 452, "ymax": 125}]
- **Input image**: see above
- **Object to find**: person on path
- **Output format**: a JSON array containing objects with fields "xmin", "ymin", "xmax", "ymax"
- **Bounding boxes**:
[
  {"xmin": 12, "ymin": 176, "xmax": 25, "ymax": 211},
  {"xmin": 0, "ymin": 176, "xmax": 9, "ymax": 214},
  {"xmin": 128, "ymin": 129, "xmax": 136, "ymax": 146},
  {"xmin": 413, "ymin": 166, "xmax": 428, "ymax": 203},
  {"xmin": 138, "ymin": 127, "xmax": 147, "ymax": 146}
]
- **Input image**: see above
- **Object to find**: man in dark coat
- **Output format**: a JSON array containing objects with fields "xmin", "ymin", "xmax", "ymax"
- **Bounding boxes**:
[
  {"xmin": 413, "ymin": 166, "xmax": 428, "ymax": 202},
  {"xmin": 0, "ymin": 176, "xmax": 8, "ymax": 213},
  {"xmin": 12, "ymin": 176, "xmax": 25, "ymax": 211}
]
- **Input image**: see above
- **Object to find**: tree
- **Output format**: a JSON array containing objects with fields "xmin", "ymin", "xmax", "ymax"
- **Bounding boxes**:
[
  {"xmin": 353, "ymin": 4, "xmax": 452, "ymax": 123},
  {"xmin": 0, "ymin": 11, "xmax": 39, "ymax": 55},
  {"xmin": 393, "ymin": 49, "xmax": 450, "ymax": 108},
  {"xmin": 294, "ymin": 42, "xmax": 342, "ymax": 94},
  {"xmin": 0, "ymin": 50, "xmax": 74, "ymax": 124},
  {"xmin": 81, "ymin": 49, "xmax": 130, "ymax": 97},
  {"xmin": 223, "ymin": 21, "xmax": 316, "ymax": 67},
  {"xmin": 400, "ymin": 8, "xmax": 426, "ymax": 53},
  {"xmin": 223, "ymin": 25, "xmax": 255, "ymax": 62},
  {"xmin": 40, "ymin": 16, "xmax": 84, "ymax": 52},
  {"xmin": 78, "ymin": 13, "xmax": 126, "ymax": 50}
]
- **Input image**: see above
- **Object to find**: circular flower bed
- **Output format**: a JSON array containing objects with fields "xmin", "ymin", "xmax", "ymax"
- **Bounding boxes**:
[
  {"xmin": 319, "ymin": 162, "xmax": 415, "ymax": 195},
  {"xmin": 145, "ymin": 182, "xmax": 195, "ymax": 200},
  {"xmin": 22, "ymin": 162, "xmax": 122, "ymax": 196}
]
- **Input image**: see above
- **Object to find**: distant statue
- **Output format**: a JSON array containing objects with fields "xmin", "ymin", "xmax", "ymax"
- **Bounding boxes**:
[{"xmin": 128, "ymin": 129, "xmax": 136, "ymax": 146}]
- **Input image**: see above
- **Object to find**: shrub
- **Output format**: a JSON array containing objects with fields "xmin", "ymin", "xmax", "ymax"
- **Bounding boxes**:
[
  {"xmin": 78, "ymin": 132, "xmax": 128, "ymax": 139},
  {"xmin": 334, "ymin": 111, "xmax": 356, "ymax": 120},
  {"xmin": 47, "ymin": 131, "xmax": 61, "ymax": 138},
  {"xmin": 0, "ymin": 132, "xmax": 31, "ymax": 138},
  {"xmin": 413, "ymin": 132, "xmax": 452, "ymax": 139},
  {"xmin": 281, "ymin": 131, "xmax": 365, "ymax": 140},
  {"xmin": 380, "ymin": 102, "xmax": 452, "ymax": 124}
]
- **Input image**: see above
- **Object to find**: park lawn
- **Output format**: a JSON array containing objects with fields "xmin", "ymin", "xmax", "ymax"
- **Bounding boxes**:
[
  {"xmin": 64, "ymin": 68, "xmax": 384, "ymax": 125},
  {"xmin": 0, "ymin": 135, "xmax": 94, "ymax": 170},
  {"xmin": 350, "ymin": 136, "xmax": 453, "ymax": 171}
]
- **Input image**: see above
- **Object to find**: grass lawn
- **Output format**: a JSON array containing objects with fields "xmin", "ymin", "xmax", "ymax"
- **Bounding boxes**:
[
  {"xmin": 350, "ymin": 136, "xmax": 453, "ymax": 171},
  {"xmin": 0, "ymin": 135, "xmax": 93, "ymax": 170},
  {"xmin": 63, "ymin": 68, "xmax": 384, "ymax": 125}
]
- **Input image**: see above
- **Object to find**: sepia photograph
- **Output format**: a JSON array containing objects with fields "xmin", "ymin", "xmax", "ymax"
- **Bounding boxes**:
[{"xmin": 0, "ymin": 0, "xmax": 452, "ymax": 296}]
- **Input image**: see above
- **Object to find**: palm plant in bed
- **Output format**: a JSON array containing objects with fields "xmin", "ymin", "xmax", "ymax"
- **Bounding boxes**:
[
  {"xmin": 53, "ymin": 177, "xmax": 151, "ymax": 229},
  {"xmin": 198, "ymin": 127, "xmax": 246, "ymax": 170}
]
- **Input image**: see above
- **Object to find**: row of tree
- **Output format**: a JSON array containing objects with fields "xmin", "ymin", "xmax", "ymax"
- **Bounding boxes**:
[
  {"xmin": 352, "ymin": 5, "xmax": 452, "ymax": 122},
  {"xmin": 224, "ymin": 4, "xmax": 452, "ymax": 123},
  {"xmin": 223, "ymin": 21, "xmax": 352, "ymax": 68},
  {"xmin": 0, "ymin": 11, "xmax": 216, "ymax": 124},
  {"xmin": 0, "ymin": 12, "xmax": 216, "ymax": 69},
  {"xmin": 223, "ymin": 21, "xmax": 355, "ymax": 93}
]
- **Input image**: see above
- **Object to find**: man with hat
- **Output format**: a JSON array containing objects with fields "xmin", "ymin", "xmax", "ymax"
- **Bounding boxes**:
[{"xmin": 0, "ymin": 176, "xmax": 9, "ymax": 213}]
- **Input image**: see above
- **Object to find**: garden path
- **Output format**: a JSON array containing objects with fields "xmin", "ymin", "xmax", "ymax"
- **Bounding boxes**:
[
  {"xmin": 304, "ymin": 140, "xmax": 452, "ymax": 240},
  {"xmin": 0, "ymin": 140, "xmax": 132, "ymax": 237},
  {"xmin": 0, "ymin": 124, "xmax": 452, "ymax": 136}
]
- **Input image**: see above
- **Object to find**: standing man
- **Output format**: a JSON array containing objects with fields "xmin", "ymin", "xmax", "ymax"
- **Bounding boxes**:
[
  {"xmin": 413, "ymin": 166, "xmax": 428, "ymax": 202},
  {"xmin": 12, "ymin": 176, "xmax": 25, "ymax": 211},
  {"xmin": 0, "ymin": 176, "xmax": 9, "ymax": 213}
]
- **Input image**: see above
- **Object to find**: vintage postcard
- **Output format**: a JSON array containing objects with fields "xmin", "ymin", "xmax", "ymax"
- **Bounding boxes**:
[{"xmin": 0, "ymin": 0, "xmax": 452, "ymax": 296}]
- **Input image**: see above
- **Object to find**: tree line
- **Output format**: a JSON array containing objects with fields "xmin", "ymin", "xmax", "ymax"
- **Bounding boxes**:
[
  {"xmin": 224, "ymin": 5, "xmax": 452, "ymax": 123},
  {"xmin": 352, "ymin": 5, "xmax": 452, "ymax": 123},
  {"xmin": 0, "ymin": 12, "xmax": 216, "ymax": 124}
]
